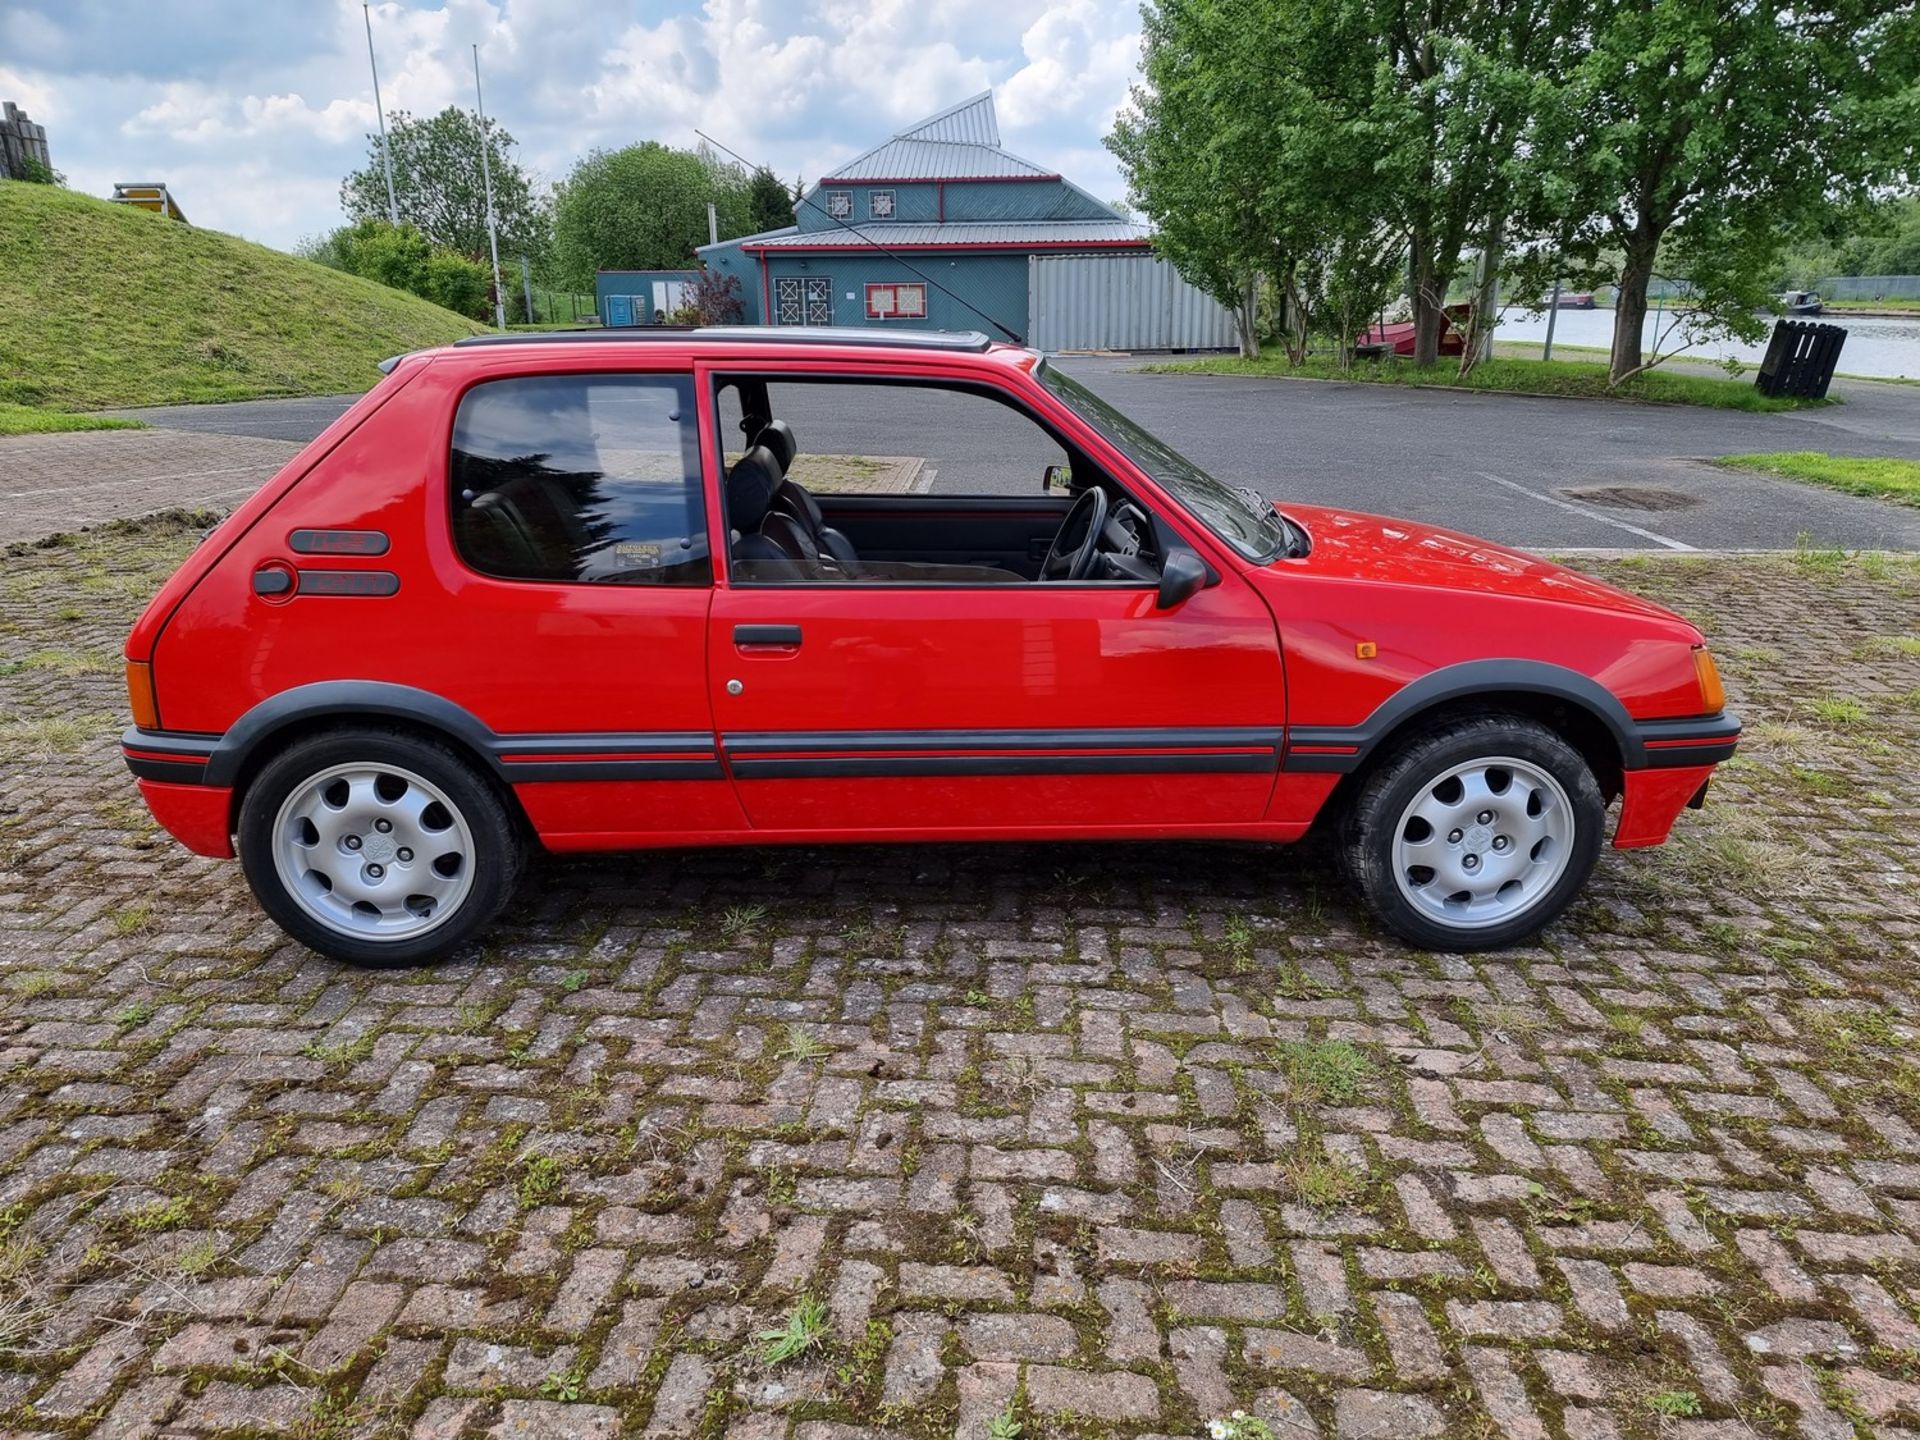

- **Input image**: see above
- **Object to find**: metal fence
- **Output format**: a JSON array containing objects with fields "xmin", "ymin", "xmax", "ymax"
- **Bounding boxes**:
[
  {"xmin": 512, "ymin": 289, "xmax": 597, "ymax": 325},
  {"xmin": 1819, "ymin": 275, "xmax": 1920, "ymax": 300}
]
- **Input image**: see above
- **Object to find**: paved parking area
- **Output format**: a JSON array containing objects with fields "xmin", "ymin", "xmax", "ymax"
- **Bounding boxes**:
[
  {"xmin": 95, "ymin": 363, "xmax": 1920, "ymax": 552},
  {"xmin": 0, "ymin": 431, "xmax": 301, "ymax": 541},
  {"xmin": 1, "ymin": 518, "xmax": 1919, "ymax": 1439}
]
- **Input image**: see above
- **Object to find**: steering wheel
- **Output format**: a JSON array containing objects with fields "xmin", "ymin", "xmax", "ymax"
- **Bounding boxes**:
[{"xmin": 1041, "ymin": 486, "xmax": 1109, "ymax": 581}]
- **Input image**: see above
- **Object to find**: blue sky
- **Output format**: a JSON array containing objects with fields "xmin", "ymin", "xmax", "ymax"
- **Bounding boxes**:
[{"xmin": 0, "ymin": 0, "xmax": 1144, "ymax": 251}]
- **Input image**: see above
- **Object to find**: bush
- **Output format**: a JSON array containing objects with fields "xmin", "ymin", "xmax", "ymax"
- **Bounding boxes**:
[
  {"xmin": 308, "ymin": 219, "xmax": 492, "ymax": 320},
  {"xmin": 421, "ymin": 251, "xmax": 491, "ymax": 318},
  {"xmin": 692, "ymin": 269, "xmax": 744, "ymax": 325}
]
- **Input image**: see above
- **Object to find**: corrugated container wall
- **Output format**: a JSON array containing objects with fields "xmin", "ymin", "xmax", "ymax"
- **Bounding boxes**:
[{"xmin": 1028, "ymin": 254, "xmax": 1239, "ymax": 352}]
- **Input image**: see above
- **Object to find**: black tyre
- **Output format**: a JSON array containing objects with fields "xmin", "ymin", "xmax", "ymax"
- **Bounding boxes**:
[
  {"xmin": 237, "ymin": 728, "xmax": 523, "ymax": 966},
  {"xmin": 1339, "ymin": 714, "xmax": 1604, "ymax": 951}
]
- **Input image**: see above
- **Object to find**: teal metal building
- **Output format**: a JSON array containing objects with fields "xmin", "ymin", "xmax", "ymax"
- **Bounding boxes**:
[{"xmin": 696, "ymin": 91, "xmax": 1152, "ymax": 340}]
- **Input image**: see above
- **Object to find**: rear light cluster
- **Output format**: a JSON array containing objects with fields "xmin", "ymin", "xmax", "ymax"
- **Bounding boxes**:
[
  {"xmin": 1691, "ymin": 645, "xmax": 1725, "ymax": 714},
  {"xmin": 126, "ymin": 660, "xmax": 159, "ymax": 730}
]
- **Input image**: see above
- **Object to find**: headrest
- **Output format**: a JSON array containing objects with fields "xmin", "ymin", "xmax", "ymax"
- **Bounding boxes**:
[
  {"xmin": 727, "ymin": 446, "xmax": 783, "ymax": 532},
  {"xmin": 752, "ymin": 419, "xmax": 797, "ymax": 474}
]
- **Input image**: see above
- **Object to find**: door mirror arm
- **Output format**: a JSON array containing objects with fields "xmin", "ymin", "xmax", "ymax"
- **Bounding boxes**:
[{"xmin": 1156, "ymin": 550, "xmax": 1212, "ymax": 610}]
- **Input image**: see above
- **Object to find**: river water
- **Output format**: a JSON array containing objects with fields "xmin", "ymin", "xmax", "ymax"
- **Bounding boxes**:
[{"xmin": 1495, "ymin": 305, "xmax": 1920, "ymax": 381}]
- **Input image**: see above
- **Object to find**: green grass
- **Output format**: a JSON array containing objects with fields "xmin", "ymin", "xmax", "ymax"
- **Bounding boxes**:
[
  {"xmin": 1142, "ymin": 353, "xmax": 1823, "ymax": 411},
  {"xmin": 0, "ymin": 402, "xmax": 144, "ymax": 436},
  {"xmin": 1824, "ymin": 296, "xmax": 1920, "ymax": 312},
  {"xmin": 0, "ymin": 183, "xmax": 484, "ymax": 411},
  {"xmin": 756, "ymin": 1295, "xmax": 828, "ymax": 1365},
  {"xmin": 1715, "ymin": 452, "xmax": 1920, "ymax": 507}
]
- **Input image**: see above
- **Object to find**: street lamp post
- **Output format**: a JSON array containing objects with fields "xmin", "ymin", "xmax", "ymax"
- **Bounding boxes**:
[
  {"xmin": 472, "ymin": 44, "xmax": 506, "ymax": 330},
  {"xmin": 363, "ymin": 4, "xmax": 398, "ymax": 225}
]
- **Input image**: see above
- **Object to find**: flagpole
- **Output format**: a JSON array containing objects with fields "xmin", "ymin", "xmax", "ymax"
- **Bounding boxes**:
[
  {"xmin": 363, "ymin": 4, "xmax": 398, "ymax": 224},
  {"xmin": 472, "ymin": 43, "xmax": 506, "ymax": 329}
]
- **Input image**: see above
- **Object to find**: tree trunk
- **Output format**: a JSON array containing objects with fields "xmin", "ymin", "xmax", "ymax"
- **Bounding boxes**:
[
  {"xmin": 1410, "ymin": 246, "xmax": 1442, "ymax": 367},
  {"xmin": 1609, "ymin": 240, "xmax": 1657, "ymax": 384},
  {"xmin": 1236, "ymin": 274, "xmax": 1261, "ymax": 360}
]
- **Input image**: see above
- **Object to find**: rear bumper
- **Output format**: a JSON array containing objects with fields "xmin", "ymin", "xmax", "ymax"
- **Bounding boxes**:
[
  {"xmin": 124, "ymin": 727, "xmax": 232, "ymax": 857},
  {"xmin": 135, "ymin": 778, "xmax": 235, "ymax": 858}
]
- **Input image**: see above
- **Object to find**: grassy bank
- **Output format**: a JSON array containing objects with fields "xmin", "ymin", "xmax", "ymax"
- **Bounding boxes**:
[
  {"xmin": 1140, "ymin": 353, "xmax": 1821, "ymax": 412},
  {"xmin": 1716, "ymin": 452, "xmax": 1920, "ymax": 506},
  {"xmin": 0, "ymin": 182, "xmax": 484, "ymax": 413},
  {"xmin": 0, "ymin": 404, "xmax": 144, "ymax": 438}
]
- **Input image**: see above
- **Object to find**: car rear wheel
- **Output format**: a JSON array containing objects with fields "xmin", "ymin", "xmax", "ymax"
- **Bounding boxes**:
[
  {"xmin": 1340, "ymin": 715, "xmax": 1603, "ymax": 951},
  {"xmin": 238, "ymin": 729, "xmax": 522, "ymax": 966}
]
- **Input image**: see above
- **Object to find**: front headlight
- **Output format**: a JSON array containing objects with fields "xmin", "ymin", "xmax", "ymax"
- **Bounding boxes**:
[{"xmin": 1692, "ymin": 645, "xmax": 1726, "ymax": 713}]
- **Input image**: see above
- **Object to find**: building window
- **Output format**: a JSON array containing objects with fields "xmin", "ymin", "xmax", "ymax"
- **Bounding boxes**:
[
  {"xmin": 868, "ymin": 189, "xmax": 896, "ymax": 220},
  {"xmin": 775, "ymin": 275, "xmax": 834, "ymax": 325},
  {"xmin": 450, "ymin": 374, "xmax": 709, "ymax": 586},
  {"xmin": 865, "ymin": 282, "xmax": 927, "ymax": 320},
  {"xmin": 825, "ymin": 190, "xmax": 852, "ymax": 219}
]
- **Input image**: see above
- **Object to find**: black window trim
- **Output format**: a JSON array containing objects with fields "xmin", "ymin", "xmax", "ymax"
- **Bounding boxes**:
[
  {"xmin": 705, "ymin": 370, "xmax": 1189, "ymax": 593},
  {"xmin": 445, "ymin": 368, "xmax": 715, "ymax": 590}
]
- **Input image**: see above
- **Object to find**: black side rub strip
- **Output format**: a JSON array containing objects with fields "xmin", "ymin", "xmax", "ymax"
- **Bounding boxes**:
[
  {"xmin": 724, "ymin": 727, "xmax": 1282, "ymax": 780},
  {"xmin": 495, "ymin": 731, "xmax": 724, "ymax": 782}
]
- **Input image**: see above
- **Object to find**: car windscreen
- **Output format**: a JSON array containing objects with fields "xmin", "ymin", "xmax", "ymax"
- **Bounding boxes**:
[{"xmin": 1035, "ymin": 361, "xmax": 1287, "ymax": 563}]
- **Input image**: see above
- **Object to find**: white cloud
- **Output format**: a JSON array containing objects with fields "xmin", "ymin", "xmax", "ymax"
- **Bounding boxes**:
[{"xmin": 4, "ymin": 0, "xmax": 1143, "ymax": 249}]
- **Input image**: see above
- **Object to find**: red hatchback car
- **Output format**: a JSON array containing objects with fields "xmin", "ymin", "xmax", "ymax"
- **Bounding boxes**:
[{"xmin": 123, "ymin": 328, "xmax": 1736, "ymax": 965}]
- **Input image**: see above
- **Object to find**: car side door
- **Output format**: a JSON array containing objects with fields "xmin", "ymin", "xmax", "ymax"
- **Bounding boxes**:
[{"xmin": 699, "ymin": 362, "xmax": 1287, "ymax": 837}]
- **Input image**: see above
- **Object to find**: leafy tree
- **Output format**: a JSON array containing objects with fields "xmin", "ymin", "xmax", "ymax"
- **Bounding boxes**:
[
  {"xmin": 1110, "ymin": 0, "xmax": 1408, "ymax": 361},
  {"xmin": 1527, "ymin": 1, "xmax": 1920, "ymax": 383},
  {"xmin": 550, "ymin": 143, "xmax": 754, "ymax": 290},
  {"xmin": 746, "ymin": 166, "xmax": 795, "ymax": 233},
  {"xmin": 342, "ymin": 107, "xmax": 549, "ymax": 265},
  {"xmin": 1110, "ymin": 0, "xmax": 1291, "ymax": 357}
]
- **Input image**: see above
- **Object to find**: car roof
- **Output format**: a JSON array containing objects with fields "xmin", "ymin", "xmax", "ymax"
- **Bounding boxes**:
[
  {"xmin": 452, "ymin": 326, "xmax": 999, "ymax": 354},
  {"xmin": 383, "ymin": 327, "xmax": 1039, "ymax": 377}
]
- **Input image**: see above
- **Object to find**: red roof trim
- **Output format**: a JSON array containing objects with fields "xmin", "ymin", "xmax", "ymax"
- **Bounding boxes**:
[
  {"xmin": 741, "ymin": 238, "xmax": 1151, "ymax": 256},
  {"xmin": 817, "ymin": 173, "xmax": 1063, "ymax": 185}
]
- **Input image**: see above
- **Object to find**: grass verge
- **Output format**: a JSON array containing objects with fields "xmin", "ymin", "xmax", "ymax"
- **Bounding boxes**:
[
  {"xmin": 0, "ymin": 182, "xmax": 483, "ymax": 411},
  {"xmin": 0, "ymin": 404, "xmax": 144, "ymax": 437},
  {"xmin": 1140, "ymin": 353, "xmax": 1822, "ymax": 411},
  {"xmin": 1714, "ymin": 452, "xmax": 1920, "ymax": 506}
]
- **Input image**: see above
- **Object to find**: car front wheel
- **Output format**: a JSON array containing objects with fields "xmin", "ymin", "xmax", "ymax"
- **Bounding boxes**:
[
  {"xmin": 237, "ymin": 729, "xmax": 522, "ymax": 966},
  {"xmin": 1340, "ymin": 715, "xmax": 1604, "ymax": 951}
]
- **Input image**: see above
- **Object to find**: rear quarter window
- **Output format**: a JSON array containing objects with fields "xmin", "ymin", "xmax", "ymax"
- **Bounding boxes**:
[{"xmin": 450, "ymin": 373, "xmax": 709, "ymax": 585}]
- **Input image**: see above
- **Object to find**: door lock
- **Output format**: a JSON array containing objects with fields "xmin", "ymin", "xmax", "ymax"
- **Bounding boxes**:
[{"xmin": 726, "ymin": 679, "xmax": 744, "ymax": 696}]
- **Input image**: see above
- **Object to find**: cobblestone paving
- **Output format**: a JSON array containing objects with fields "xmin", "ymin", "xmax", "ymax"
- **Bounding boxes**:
[
  {"xmin": 2, "ymin": 516, "xmax": 1918, "ymax": 1439},
  {"xmin": 0, "ymin": 432, "xmax": 302, "ymax": 542}
]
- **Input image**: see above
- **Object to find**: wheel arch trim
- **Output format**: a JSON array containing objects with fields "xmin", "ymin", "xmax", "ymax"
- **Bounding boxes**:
[
  {"xmin": 1284, "ymin": 660, "xmax": 1644, "ymax": 774},
  {"xmin": 200, "ymin": 682, "xmax": 506, "ymax": 788}
]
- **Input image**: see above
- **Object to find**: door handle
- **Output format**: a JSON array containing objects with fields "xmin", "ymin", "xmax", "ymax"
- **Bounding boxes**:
[{"xmin": 734, "ymin": 623, "xmax": 803, "ymax": 647}]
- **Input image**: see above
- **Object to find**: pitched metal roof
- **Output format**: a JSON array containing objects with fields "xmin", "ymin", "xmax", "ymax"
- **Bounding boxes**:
[
  {"xmin": 825, "ymin": 139, "xmax": 1053, "ymax": 183},
  {"xmin": 736, "ymin": 221, "xmax": 1151, "ymax": 251},
  {"xmin": 820, "ymin": 91, "xmax": 1056, "ymax": 183},
  {"xmin": 901, "ymin": 91, "xmax": 1000, "ymax": 146}
]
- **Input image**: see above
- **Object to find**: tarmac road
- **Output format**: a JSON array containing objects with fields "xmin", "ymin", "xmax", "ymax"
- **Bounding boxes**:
[{"xmin": 100, "ymin": 356, "xmax": 1920, "ymax": 551}]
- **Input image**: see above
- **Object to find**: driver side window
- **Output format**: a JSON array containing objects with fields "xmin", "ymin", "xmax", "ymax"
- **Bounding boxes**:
[{"xmin": 715, "ymin": 377, "xmax": 1161, "ymax": 588}]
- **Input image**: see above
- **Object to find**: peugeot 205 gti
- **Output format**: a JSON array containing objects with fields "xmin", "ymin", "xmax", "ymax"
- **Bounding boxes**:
[{"xmin": 122, "ymin": 328, "xmax": 1738, "ymax": 965}]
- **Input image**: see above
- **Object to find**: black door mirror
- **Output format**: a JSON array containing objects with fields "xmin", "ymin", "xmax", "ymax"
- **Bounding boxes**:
[
  {"xmin": 1156, "ymin": 550, "xmax": 1209, "ymax": 610},
  {"xmin": 1043, "ymin": 463, "xmax": 1073, "ymax": 495}
]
